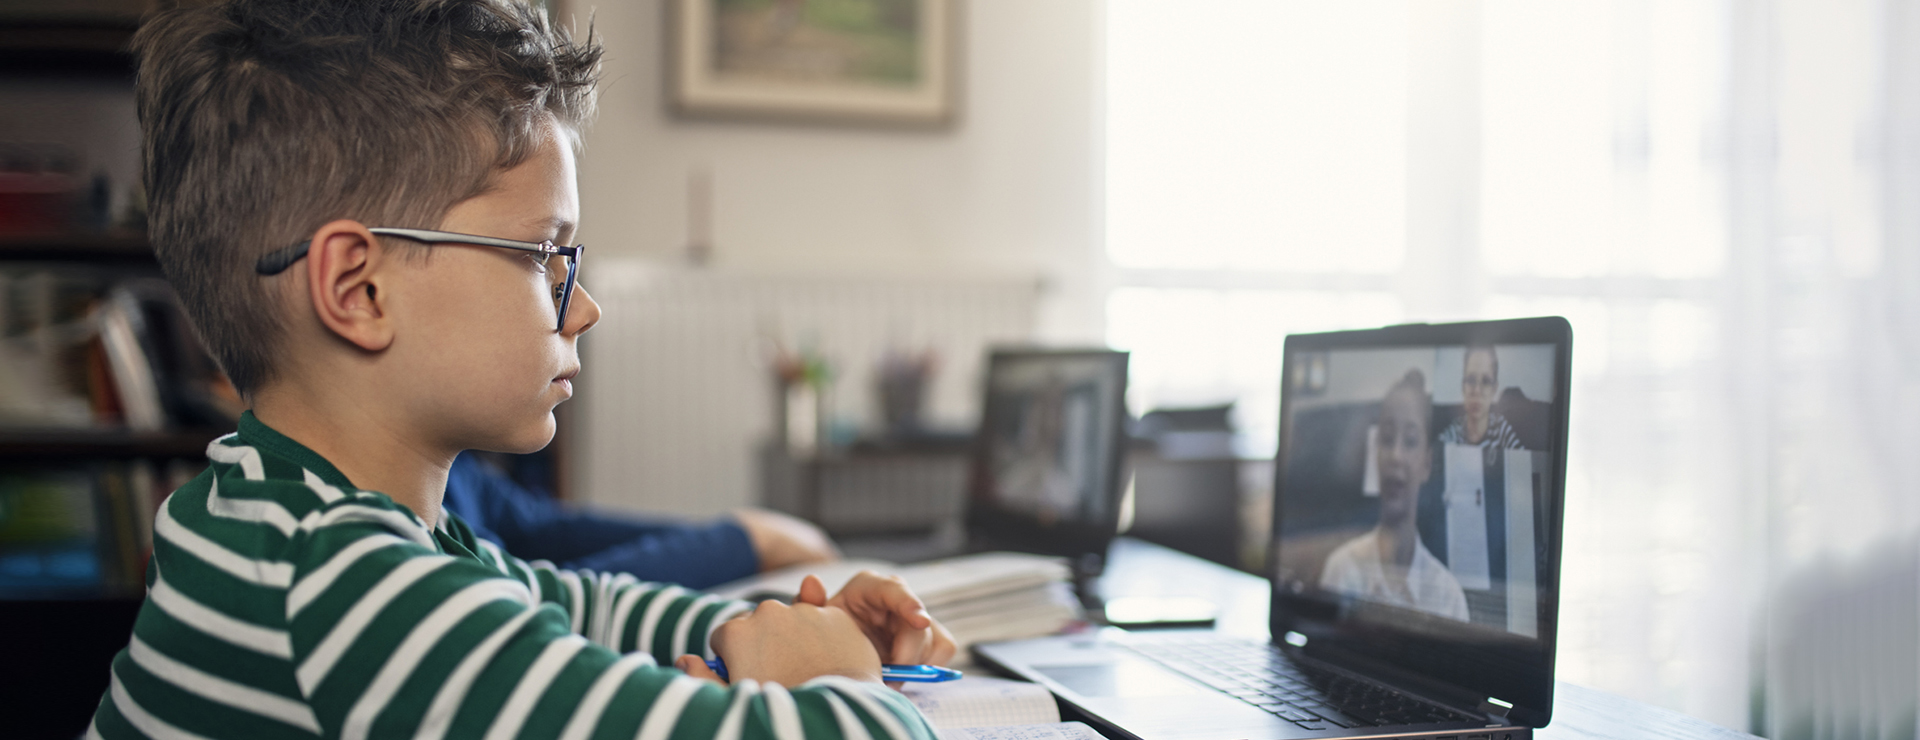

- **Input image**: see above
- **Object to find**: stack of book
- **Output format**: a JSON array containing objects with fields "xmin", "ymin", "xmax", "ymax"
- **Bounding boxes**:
[{"xmin": 711, "ymin": 550, "xmax": 1084, "ymax": 651}]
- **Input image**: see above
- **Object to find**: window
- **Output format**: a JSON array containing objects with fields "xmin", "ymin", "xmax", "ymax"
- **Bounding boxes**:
[{"xmin": 1101, "ymin": 1, "xmax": 1911, "ymax": 732}]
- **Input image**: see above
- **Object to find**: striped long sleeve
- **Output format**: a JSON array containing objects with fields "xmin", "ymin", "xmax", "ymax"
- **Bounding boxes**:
[{"xmin": 89, "ymin": 416, "xmax": 937, "ymax": 740}]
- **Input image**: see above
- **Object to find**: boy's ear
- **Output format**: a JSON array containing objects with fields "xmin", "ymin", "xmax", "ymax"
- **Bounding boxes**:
[{"xmin": 305, "ymin": 220, "xmax": 396, "ymax": 352}]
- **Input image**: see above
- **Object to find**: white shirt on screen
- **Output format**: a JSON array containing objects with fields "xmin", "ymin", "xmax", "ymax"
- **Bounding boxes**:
[{"xmin": 1319, "ymin": 529, "xmax": 1472, "ymax": 622}]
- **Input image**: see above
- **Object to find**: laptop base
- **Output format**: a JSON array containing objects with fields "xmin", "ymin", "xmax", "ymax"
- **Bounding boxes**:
[{"xmin": 976, "ymin": 629, "xmax": 1530, "ymax": 740}]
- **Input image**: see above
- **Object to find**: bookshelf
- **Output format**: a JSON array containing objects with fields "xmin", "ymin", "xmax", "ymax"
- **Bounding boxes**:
[
  {"xmin": 0, "ymin": 13, "xmax": 197, "ymax": 737},
  {"xmin": 0, "ymin": 426, "xmax": 227, "ymax": 458},
  {"xmin": 0, "ymin": 233, "xmax": 162, "ymax": 263},
  {"xmin": 0, "ymin": 9, "xmax": 578, "ymax": 733},
  {"xmin": 0, "ymin": 18, "xmax": 139, "ymax": 73}
]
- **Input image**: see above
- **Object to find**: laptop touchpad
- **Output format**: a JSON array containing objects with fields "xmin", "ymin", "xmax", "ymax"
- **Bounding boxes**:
[{"xmin": 1036, "ymin": 658, "xmax": 1202, "ymax": 698}]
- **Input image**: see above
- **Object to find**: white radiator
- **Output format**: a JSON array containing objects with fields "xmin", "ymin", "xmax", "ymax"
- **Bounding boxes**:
[{"xmin": 574, "ymin": 261, "xmax": 1039, "ymax": 517}]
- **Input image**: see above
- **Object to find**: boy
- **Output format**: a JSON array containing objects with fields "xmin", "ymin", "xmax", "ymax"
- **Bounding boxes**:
[{"xmin": 91, "ymin": 1, "xmax": 952, "ymax": 737}]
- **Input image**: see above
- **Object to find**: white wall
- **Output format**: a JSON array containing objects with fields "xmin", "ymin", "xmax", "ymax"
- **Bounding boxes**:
[
  {"xmin": 574, "ymin": 267, "xmax": 1039, "ymax": 517},
  {"xmin": 560, "ymin": 0, "xmax": 1104, "ymax": 514},
  {"xmin": 567, "ymin": 0, "xmax": 1105, "ymax": 343}
]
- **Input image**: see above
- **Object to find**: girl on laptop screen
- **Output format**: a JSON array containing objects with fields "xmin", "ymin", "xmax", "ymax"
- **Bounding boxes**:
[{"xmin": 1317, "ymin": 369, "xmax": 1471, "ymax": 621}]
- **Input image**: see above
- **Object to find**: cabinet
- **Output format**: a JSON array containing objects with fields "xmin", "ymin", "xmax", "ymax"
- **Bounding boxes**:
[{"xmin": 759, "ymin": 438, "xmax": 972, "ymax": 536}]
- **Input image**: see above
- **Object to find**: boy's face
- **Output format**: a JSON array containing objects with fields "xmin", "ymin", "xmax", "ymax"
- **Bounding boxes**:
[{"xmin": 388, "ymin": 119, "xmax": 599, "ymax": 454}]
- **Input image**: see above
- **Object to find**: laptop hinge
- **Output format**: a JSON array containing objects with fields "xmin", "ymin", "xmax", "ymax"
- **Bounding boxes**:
[{"xmin": 1478, "ymin": 697, "xmax": 1514, "ymax": 721}]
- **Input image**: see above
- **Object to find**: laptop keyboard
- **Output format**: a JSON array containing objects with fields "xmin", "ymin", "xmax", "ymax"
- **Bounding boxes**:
[{"xmin": 1122, "ymin": 635, "xmax": 1477, "ymax": 732}]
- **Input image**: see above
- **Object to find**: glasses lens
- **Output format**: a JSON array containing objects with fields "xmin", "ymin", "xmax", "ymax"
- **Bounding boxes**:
[
  {"xmin": 549, "ymin": 257, "xmax": 570, "ymax": 310},
  {"xmin": 551, "ymin": 254, "xmax": 579, "ymax": 331}
]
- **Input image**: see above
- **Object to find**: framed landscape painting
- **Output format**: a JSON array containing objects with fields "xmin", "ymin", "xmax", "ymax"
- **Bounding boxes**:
[{"xmin": 669, "ymin": 0, "xmax": 957, "ymax": 126}]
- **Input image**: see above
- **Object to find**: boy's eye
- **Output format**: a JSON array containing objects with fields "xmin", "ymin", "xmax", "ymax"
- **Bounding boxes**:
[{"xmin": 527, "ymin": 253, "xmax": 551, "ymax": 272}]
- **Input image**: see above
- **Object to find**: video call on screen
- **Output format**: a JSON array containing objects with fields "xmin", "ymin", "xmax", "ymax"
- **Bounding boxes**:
[
  {"xmin": 1277, "ymin": 344, "xmax": 1557, "ymax": 639},
  {"xmin": 980, "ymin": 355, "xmax": 1123, "ymax": 527}
]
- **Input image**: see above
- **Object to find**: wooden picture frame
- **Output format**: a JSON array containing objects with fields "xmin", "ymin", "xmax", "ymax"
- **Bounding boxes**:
[{"xmin": 668, "ymin": 0, "xmax": 957, "ymax": 127}]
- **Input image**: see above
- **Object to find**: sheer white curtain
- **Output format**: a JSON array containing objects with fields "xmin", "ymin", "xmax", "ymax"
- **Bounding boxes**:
[{"xmin": 1104, "ymin": 0, "xmax": 1920, "ymax": 735}]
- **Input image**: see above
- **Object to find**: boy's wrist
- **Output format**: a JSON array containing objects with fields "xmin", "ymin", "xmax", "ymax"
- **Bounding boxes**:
[{"xmin": 831, "ymin": 668, "xmax": 886, "ymax": 684}]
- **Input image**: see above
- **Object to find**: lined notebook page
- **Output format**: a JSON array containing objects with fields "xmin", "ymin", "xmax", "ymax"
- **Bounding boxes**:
[
  {"xmin": 935, "ymin": 722, "xmax": 1104, "ymax": 740},
  {"xmin": 903, "ymin": 676, "xmax": 1060, "ymax": 728}
]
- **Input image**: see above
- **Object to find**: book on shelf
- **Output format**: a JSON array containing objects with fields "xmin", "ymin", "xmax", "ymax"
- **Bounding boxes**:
[
  {"xmin": 0, "ymin": 458, "xmax": 169, "ymax": 599},
  {"xmin": 710, "ymin": 551, "xmax": 1085, "ymax": 652},
  {"xmin": 0, "ymin": 265, "xmax": 240, "ymax": 434},
  {"xmin": 96, "ymin": 284, "xmax": 163, "ymax": 430}
]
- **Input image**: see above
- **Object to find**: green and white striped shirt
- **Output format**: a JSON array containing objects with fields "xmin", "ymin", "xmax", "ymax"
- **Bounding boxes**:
[{"xmin": 90, "ymin": 412, "xmax": 935, "ymax": 740}]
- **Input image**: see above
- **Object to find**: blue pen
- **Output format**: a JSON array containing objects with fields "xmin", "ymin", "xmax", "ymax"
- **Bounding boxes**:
[{"xmin": 704, "ymin": 659, "xmax": 962, "ymax": 683}]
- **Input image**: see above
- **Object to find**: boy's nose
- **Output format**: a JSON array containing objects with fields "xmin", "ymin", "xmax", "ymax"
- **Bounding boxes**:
[{"xmin": 565, "ymin": 282, "xmax": 601, "ymax": 336}]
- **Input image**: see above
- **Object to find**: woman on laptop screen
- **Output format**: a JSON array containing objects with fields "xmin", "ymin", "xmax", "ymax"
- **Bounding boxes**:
[
  {"xmin": 1439, "ymin": 345, "xmax": 1525, "ymax": 450},
  {"xmin": 1318, "ymin": 369, "xmax": 1471, "ymax": 621}
]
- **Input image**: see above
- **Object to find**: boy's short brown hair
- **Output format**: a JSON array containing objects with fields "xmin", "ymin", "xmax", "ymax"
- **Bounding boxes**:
[{"xmin": 133, "ymin": 0, "xmax": 601, "ymax": 395}]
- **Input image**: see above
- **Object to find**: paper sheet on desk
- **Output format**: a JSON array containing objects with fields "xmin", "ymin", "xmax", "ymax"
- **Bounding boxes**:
[
  {"xmin": 935, "ymin": 723, "xmax": 1103, "ymax": 740},
  {"xmin": 904, "ymin": 676, "xmax": 1059, "ymax": 727},
  {"xmin": 904, "ymin": 676, "xmax": 1099, "ymax": 740},
  {"xmin": 1442, "ymin": 444, "xmax": 1491, "ymax": 591}
]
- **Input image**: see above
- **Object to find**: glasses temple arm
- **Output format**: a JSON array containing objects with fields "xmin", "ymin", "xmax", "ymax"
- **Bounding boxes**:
[
  {"xmin": 255, "ymin": 230, "xmax": 578, "ymax": 276},
  {"xmin": 255, "ymin": 241, "xmax": 311, "ymax": 275}
]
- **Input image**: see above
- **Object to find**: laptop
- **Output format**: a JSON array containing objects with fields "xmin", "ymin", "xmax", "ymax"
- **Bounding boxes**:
[
  {"xmin": 963, "ymin": 348, "xmax": 1131, "ymax": 572},
  {"xmin": 977, "ymin": 318, "xmax": 1573, "ymax": 740},
  {"xmin": 821, "ymin": 348, "xmax": 1132, "ymax": 579}
]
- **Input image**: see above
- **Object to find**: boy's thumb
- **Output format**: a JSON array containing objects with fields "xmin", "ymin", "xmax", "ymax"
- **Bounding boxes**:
[
  {"xmin": 676, "ymin": 654, "xmax": 727, "ymax": 685},
  {"xmin": 797, "ymin": 574, "xmax": 829, "ymax": 606}
]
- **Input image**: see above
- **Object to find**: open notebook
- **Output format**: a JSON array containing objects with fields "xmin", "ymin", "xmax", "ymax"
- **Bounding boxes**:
[{"xmin": 904, "ymin": 676, "xmax": 1102, "ymax": 740}]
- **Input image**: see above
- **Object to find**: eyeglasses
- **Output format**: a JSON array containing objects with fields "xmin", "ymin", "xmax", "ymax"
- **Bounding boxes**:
[{"xmin": 255, "ymin": 227, "xmax": 585, "ymax": 331}]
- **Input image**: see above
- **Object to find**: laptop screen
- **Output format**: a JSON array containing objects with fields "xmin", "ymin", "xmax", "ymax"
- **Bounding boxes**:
[
  {"xmin": 967, "ymin": 349, "xmax": 1130, "ymax": 569},
  {"xmin": 1270, "ymin": 318, "xmax": 1569, "ymax": 723}
]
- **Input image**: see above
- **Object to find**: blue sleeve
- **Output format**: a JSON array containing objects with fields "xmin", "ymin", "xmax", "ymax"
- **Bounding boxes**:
[{"xmin": 445, "ymin": 452, "xmax": 763, "ymax": 590}]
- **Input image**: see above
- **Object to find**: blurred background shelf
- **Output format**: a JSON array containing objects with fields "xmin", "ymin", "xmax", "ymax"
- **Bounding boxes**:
[
  {"xmin": 0, "ymin": 233, "xmax": 155, "ymax": 263},
  {"xmin": 0, "ymin": 10, "xmax": 197, "ymax": 736},
  {"xmin": 0, "ymin": 426, "xmax": 224, "ymax": 457},
  {"xmin": 0, "ymin": 20, "xmax": 136, "ymax": 74}
]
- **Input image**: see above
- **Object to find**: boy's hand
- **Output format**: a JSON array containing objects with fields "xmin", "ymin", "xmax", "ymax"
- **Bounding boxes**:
[
  {"xmin": 797, "ymin": 572, "xmax": 959, "ymax": 668},
  {"xmin": 708, "ymin": 596, "xmax": 882, "ymax": 685},
  {"xmin": 733, "ymin": 508, "xmax": 841, "ymax": 571}
]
